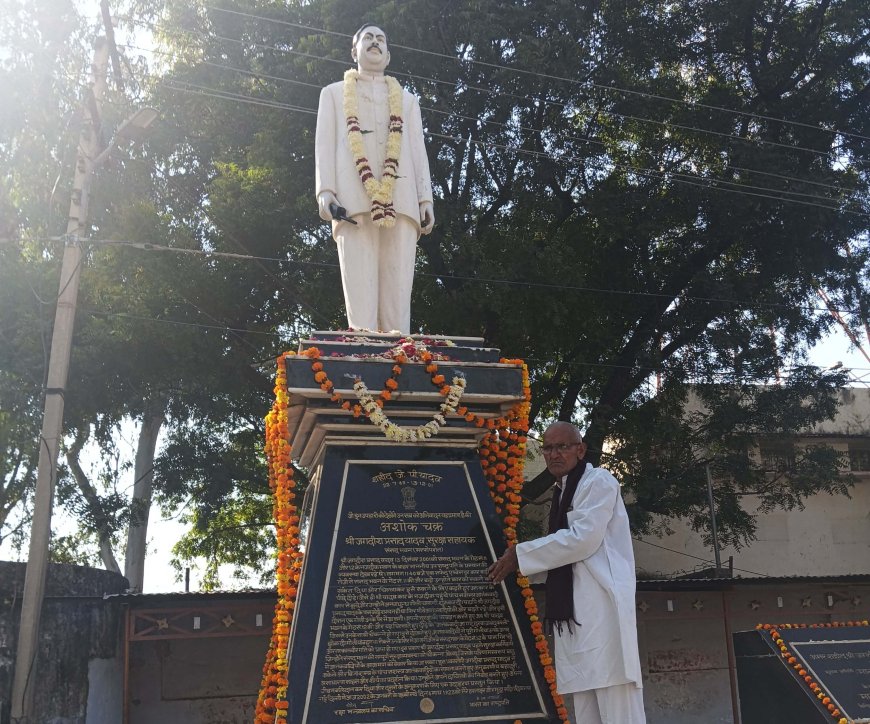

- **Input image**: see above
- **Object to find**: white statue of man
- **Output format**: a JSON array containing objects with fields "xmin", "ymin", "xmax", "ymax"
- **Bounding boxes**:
[{"xmin": 315, "ymin": 23, "xmax": 435, "ymax": 334}]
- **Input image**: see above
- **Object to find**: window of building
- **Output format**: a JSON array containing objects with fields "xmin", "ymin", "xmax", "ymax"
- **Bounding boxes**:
[
  {"xmin": 848, "ymin": 444, "xmax": 870, "ymax": 472},
  {"xmin": 759, "ymin": 444, "xmax": 795, "ymax": 473}
]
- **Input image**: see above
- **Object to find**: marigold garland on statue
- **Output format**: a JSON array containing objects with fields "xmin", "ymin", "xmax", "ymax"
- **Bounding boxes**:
[
  {"xmin": 343, "ymin": 69, "xmax": 404, "ymax": 226},
  {"xmin": 475, "ymin": 360, "xmax": 570, "ymax": 724},
  {"xmin": 352, "ymin": 374, "xmax": 466, "ymax": 442},
  {"xmin": 300, "ymin": 342, "xmax": 468, "ymax": 443}
]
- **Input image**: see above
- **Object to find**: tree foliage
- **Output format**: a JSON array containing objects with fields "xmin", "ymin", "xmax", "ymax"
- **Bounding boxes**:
[{"xmin": 2, "ymin": 0, "xmax": 869, "ymax": 580}]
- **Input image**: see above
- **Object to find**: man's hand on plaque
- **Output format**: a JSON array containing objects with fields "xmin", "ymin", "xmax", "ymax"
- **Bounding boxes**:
[{"xmin": 487, "ymin": 545, "xmax": 518, "ymax": 584}]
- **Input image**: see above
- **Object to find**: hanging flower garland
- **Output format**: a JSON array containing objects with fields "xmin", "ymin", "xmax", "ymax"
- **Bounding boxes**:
[
  {"xmin": 343, "ymin": 69, "xmax": 403, "ymax": 226},
  {"xmin": 299, "ymin": 344, "xmax": 467, "ymax": 443},
  {"xmin": 472, "ymin": 360, "xmax": 570, "ymax": 723},
  {"xmin": 353, "ymin": 375, "xmax": 466, "ymax": 442},
  {"xmin": 758, "ymin": 621, "xmax": 869, "ymax": 724},
  {"xmin": 255, "ymin": 353, "xmax": 304, "ymax": 723}
]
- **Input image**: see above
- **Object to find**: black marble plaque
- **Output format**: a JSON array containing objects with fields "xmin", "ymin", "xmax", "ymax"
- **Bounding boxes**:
[
  {"xmin": 287, "ymin": 444, "xmax": 556, "ymax": 724},
  {"xmin": 788, "ymin": 629, "xmax": 870, "ymax": 723},
  {"xmin": 734, "ymin": 626, "xmax": 870, "ymax": 724}
]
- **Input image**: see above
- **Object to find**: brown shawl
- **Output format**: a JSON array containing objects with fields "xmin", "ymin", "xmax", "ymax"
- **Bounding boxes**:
[{"xmin": 545, "ymin": 459, "xmax": 588, "ymax": 634}]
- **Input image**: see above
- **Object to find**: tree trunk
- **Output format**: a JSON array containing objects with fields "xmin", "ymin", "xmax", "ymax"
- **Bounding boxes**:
[
  {"xmin": 66, "ymin": 429, "xmax": 121, "ymax": 574},
  {"xmin": 124, "ymin": 399, "xmax": 166, "ymax": 592}
]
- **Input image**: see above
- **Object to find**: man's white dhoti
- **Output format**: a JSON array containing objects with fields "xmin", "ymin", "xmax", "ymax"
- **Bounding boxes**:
[
  {"xmin": 334, "ymin": 215, "xmax": 417, "ymax": 333},
  {"xmin": 572, "ymin": 683, "xmax": 646, "ymax": 724}
]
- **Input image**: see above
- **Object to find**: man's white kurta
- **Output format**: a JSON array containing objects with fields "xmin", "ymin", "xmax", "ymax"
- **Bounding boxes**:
[{"xmin": 515, "ymin": 463, "xmax": 643, "ymax": 694}]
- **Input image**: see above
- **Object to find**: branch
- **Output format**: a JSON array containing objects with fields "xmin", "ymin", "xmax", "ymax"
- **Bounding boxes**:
[{"xmin": 66, "ymin": 429, "xmax": 122, "ymax": 574}]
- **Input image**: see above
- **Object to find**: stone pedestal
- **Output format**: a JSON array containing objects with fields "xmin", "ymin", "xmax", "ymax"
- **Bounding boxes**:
[{"xmin": 282, "ymin": 332, "xmax": 556, "ymax": 724}]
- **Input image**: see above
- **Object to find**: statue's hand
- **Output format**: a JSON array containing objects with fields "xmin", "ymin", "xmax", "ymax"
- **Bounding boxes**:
[
  {"xmin": 318, "ymin": 191, "xmax": 340, "ymax": 221},
  {"xmin": 419, "ymin": 201, "xmax": 435, "ymax": 235}
]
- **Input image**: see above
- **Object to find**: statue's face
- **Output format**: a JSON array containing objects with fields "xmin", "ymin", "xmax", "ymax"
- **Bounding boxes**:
[{"xmin": 352, "ymin": 25, "xmax": 390, "ymax": 73}]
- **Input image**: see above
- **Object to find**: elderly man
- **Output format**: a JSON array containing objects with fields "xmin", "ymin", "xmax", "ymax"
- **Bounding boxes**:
[
  {"xmin": 488, "ymin": 422, "xmax": 646, "ymax": 724},
  {"xmin": 315, "ymin": 23, "xmax": 434, "ymax": 334}
]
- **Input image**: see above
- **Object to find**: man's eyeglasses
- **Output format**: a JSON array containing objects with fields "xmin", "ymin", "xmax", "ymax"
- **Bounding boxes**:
[{"xmin": 541, "ymin": 442, "xmax": 580, "ymax": 455}]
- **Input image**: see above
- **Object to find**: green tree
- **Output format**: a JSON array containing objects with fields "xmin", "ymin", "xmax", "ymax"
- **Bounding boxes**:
[
  {"xmin": 0, "ymin": 0, "xmax": 286, "ymax": 587},
  {"xmin": 141, "ymin": 0, "xmax": 868, "ymax": 550},
  {"xmin": 3, "ymin": 0, "xmax": 869, "ymax": 583}
]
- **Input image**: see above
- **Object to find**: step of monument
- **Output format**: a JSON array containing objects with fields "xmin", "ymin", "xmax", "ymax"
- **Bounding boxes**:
[
  {"xmin": 292, "ymin": 422, "xmax": 488, "ymax": 468},
  {"xmin": 301, "ymin": 331, "xmax": 502, "ymax": 363},
  {"xmin": 286, "ymin": 388, "xmax": 519, "ymax": 466},
  {"xmin": 284, "ymin": 355, "xmax": 524, "ymax": 400}
]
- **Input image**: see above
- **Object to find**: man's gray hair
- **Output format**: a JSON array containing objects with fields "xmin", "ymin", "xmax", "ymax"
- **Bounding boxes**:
[{"xmin": 545, "ymin": 421, "xmax": 583, "ymax": 442}]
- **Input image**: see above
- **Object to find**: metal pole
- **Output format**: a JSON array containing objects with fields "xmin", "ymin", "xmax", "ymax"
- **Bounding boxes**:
[
  {"xmin": 9, "ymin": 37, "xmax": 109, "ymax": 724},
  {"xmin": 722, "ymin": 590, "xmax": 742, "ymax": 723},
  {"xmin": 705, "ymin": 463, "xmax": 722, "ymax": 575}
]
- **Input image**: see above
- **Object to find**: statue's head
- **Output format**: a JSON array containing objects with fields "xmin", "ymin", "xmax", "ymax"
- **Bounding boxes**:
[{"xmin": 351, "ymin": 23, "xmax": 390, "ymax": 73}]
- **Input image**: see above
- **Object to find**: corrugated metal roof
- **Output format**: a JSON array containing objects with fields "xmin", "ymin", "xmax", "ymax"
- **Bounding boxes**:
[
  {"xmin": 104, "ymin": 588, "xmax": 276, "ymax": 602},
  {"xmin": 637, "ymin": 573, "xmax": 870, "ymax": 591}
]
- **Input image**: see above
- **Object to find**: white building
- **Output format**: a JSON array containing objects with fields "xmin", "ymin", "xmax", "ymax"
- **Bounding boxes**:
[{"xmin": 634, "ymin": 387, "xmax": 870, "ymax": 579}]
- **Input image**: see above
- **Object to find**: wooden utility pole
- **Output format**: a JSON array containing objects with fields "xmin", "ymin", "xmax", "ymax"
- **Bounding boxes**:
[{"xmin": 10, "ymin": 36, "xmax": 109, "ymax": 723}]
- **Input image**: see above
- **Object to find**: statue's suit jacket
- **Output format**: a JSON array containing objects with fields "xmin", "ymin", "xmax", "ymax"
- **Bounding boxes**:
[{"xmin": 315, "ymin": 77, "xmax": 433, "ymax": 239}]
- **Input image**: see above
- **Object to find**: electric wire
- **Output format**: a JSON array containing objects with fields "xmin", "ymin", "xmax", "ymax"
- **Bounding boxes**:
[
  {"xmin": 136, "ymin": 140, "xmax": 337, "ymax": 330},
  {"xmin": 125, "ymin": 41, "xmax": 862, "ymax": 200},
  {"xmin": 123, "ymin": 15, "xmax": 865, "ymax": 165},
  {"xmin": 116, "ymin": 28, "xmax": 869, "ymax": 212},
  {"xmin": 90, "ymin": 237, "xmax": 868, "ymax": 318},
  {"xmin": 157, "ymin": 79, "xmax": 870, "ymax": 218},
  {"xmin": 153, "ymin": 52, "xmax": 862, "ymax": 204},
  {"xmin": 632, "ymin": 537, "xmax": 771, "ymax": 578},
  {"xmin": 61, "ymin": 305, "xmax": 870, "ymax": 381},
  {"xmin": 205, "ymin": 5, "xmax": 870, "ymax": 146}
]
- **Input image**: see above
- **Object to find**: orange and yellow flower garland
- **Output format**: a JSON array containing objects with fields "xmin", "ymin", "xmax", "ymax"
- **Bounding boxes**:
[
  {"xmin": 473, "ymin": 360, "xmax": 570, "ymax": 724},
  {"xmin": 758, "ymin": 621, "xmax": 869, "ymax": 724},
  {"xmin": 300, "ymin": 345, "xmax": 466, "ymax": 442},
  {"xmin": 255, "ymin": 353, "xmax": 304, "ymax": 722},
  {"xmin": 256, "ymin": 350, "xmax": 568, "ymax": 723}
]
